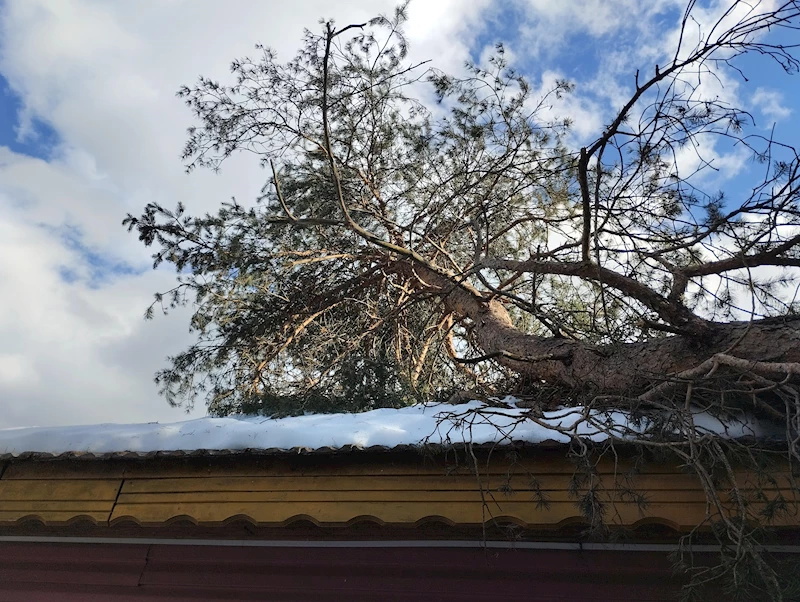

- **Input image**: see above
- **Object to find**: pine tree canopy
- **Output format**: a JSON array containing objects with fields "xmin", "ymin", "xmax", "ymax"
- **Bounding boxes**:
[{"xmin": 125, "ymin": 2, "xmax": 800, "ymax": 420}]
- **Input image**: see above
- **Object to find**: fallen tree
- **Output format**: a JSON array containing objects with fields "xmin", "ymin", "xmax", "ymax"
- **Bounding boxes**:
[
  {"xmin": 126, "ymin": 1, "xmax": 800, "ymax": 417},
  {"xmin": 126, "ymin": 3, "xmax": 800, "ymax": 597}
]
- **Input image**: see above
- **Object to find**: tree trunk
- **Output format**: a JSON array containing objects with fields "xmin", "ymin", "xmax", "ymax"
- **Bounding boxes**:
[
  {"xmin": 478, "ymin": 309, "xmax": 800, "ymax": 393},
  {"xmin": 410, "ymin": 262, "xmax": 800, "ymax": 394}
]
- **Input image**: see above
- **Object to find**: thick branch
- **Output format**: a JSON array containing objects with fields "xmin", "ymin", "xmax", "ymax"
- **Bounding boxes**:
[
  {"xmin": 578, "ymin": 147, "xmax": 592, "ymax": 261},
  {"xmin": 682, "ymin": 233, "xmax": 800, "ymax": 278},
  {"xmin": 319, "ymin": 22, "xmax": 478, "ymax": 298},
  {"xmin": 481, "ymin": 257, "xmax": 709, "ymax": 333}
]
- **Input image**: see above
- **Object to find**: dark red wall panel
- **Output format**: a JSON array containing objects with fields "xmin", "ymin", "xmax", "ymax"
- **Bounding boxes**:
[{"xmin": 0, "ymin": 542, "xmax": 686, "ymax": 601}]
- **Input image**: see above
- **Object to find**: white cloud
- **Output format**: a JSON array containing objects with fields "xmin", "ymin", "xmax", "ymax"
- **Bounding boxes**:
[
  {"xmin": 517, "ymin": 0, "xmax": 684, "ymax": 58},
  {"xmin": 0, "ymin": 354, "xmax": 39, "ymax": 387},
  {"xmin": 530, "ymin": 70, "xmax": 604, "ymax": 143},
  {"xmin": 406, "ymin": 0, "xmax": 492, "ymax": 72},
  {"xmin": 0, "ymin": 0, "xmax": 489, "ymax": 427},
  {"xmin": 0, "ymin": 182, "xmax": 204, "ymax": 428},
  {"xmin": 752, "ymin": 87, "xmax": 792, "ymax": 124}
]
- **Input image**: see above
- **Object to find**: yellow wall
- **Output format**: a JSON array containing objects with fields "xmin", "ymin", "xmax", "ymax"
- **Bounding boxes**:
[{"xmin": 0, "ymin": 451, "xmax": 795, "ymax": 530}]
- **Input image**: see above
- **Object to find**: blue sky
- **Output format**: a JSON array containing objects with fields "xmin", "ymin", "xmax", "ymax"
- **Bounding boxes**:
[
  {"xmin": 0, "ymin": 73, "xmax": 59, "ymax": 159},
  {"xmin": 0, "ymin": 0, "xmax": 797, "ymax": 428}
]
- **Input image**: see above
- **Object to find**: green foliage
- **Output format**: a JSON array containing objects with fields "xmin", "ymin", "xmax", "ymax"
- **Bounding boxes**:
[
  {"xmin": 226, "ymin": 352, "xmax": 428, "ymax": 417},
  {"xmin": 124, "ymin": 6, "xmax": 577, "ymax": 414}
]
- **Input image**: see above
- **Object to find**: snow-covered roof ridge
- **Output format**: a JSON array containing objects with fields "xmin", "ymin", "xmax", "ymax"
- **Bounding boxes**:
[{"xmin": 0, "ymin": 400, "xmax": 773, "ymax": 457}]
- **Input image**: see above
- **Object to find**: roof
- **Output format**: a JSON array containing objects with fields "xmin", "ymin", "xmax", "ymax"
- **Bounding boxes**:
[{"xmin": 0, "ymin": 400, "xmax": 773, "ymax": 459}]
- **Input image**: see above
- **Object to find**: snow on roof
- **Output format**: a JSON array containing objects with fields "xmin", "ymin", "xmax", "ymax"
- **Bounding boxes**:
[{"xmin": 0, "ymin": 400, "xmax": 772, "ymax": 457}]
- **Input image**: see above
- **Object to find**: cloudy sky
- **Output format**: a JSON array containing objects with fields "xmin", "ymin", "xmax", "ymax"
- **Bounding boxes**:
[{"xmin": 0, "ymin": 0, "xmax": 797, "ymax": 428}]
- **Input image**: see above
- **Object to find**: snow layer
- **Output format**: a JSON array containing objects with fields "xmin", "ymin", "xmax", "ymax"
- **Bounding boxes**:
[{"xmin": 0, "ymin": 400, "xmax": 770, "ymax": 456}]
